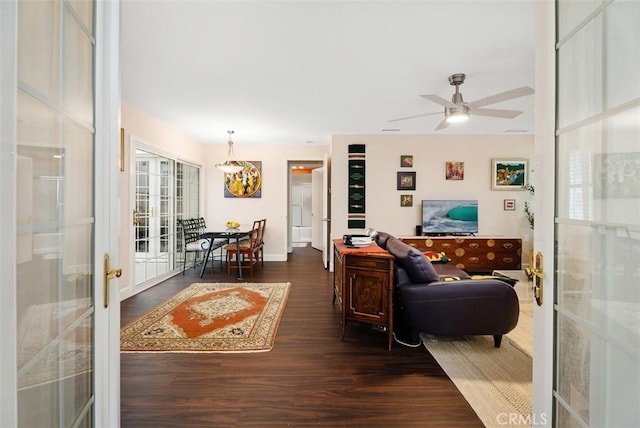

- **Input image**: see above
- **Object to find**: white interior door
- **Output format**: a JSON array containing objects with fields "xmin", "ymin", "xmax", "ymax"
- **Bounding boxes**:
[
  {"xmin": 532, "ymin": 2, "xmax": 556, "ymax": 423},
  {"xmin": 322, "ymin": 154, "xmax": 331, "ymax": 269},
  {"xmin": 1, "ymin": 0, "xmax": 120, "ymax": 426},
  {"xmin": 534, "ymin": 2, "xmax": 640, "ymax": 426},
  {"xmin": 311, "ymin": 167, "xmax": 323, "ymax": 251}
]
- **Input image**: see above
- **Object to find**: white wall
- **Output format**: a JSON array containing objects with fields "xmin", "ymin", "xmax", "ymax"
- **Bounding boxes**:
[
  {"xmin": 203, "ymin": 144, "xmax": 329, "ymax": 262},
  {"xmin": 331, "ymin": 134, "xmax": 535, "ymax": 263}
]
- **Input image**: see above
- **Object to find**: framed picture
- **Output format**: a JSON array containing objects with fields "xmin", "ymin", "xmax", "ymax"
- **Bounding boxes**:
[
  {"xmin": 400, "ymin": 155, "xmax": 413, "ymax": 168},
  {"xmin": 223, "ymin": 161, "xmax": 262, "ymax": 198},
  {"xmin": 503, "ymin": 199, "xmax": 516, "ymax": 211},
  {"xmin": 400, "ymin": 194, "xmax": 413, "ymax": 207},
  {"xmin": 446, "ymin": 161, "xmax": 464, "ymax": 180},
  {"xmin": 397, "ymin": 171, "xmax": 416, "ymax": 190},
  {"xmin": 491, "ymin": 158, "xmax": 528, "ymax": 190}
]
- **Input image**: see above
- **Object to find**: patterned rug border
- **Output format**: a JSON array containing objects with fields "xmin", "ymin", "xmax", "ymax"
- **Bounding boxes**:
[{"xmin": 120, "ymin": 282, "xmax": 291, "ymax": 354}]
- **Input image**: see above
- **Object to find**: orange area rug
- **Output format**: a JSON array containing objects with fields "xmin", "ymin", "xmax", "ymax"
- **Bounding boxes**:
[{"xmin": 121, "ymin": 282, "xmax": 290, "ymax": 353}]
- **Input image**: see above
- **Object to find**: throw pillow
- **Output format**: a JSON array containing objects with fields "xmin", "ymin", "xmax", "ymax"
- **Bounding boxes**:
[
  {"xmin": 374, "ymin": 231, "xmax": 393, "ymax": 249},
  {"xmin": 387, "ymin": 239, "xmax": 439, "ymax": 284}
]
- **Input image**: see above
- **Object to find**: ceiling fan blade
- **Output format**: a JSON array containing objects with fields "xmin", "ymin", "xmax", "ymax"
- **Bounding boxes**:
[
  {"xmin": 388, "ymin": 111, "xmax": 441, "ymax": 122},
  {"xmin": 467, "ymin": 86, "xmax": 534, "ymax": 108},
  {"xmin": 468, "ymin": 107, "xmax": 523, "ymax": 119},
  {"xmin": 434, "ymin": 117, "xmax": 450, "ymax": 131},
  {"xmin": 420, "ymin": 94, "xmax": 457, "ymax": 109}
]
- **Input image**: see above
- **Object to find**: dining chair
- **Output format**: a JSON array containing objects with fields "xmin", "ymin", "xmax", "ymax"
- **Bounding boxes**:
[
  {"xmin": 177, "ymin": 218, "xmax": 208, "ymax": 274},
  {"xmin": 223, "ymin": 220, "xmax": 262, "ymax": 276},
  {"xmin": 257, "ymin": 218, "xmax": 266, "ymax": 265}
]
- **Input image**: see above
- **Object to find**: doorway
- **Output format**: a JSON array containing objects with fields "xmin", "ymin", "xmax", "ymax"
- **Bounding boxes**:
[
  {"xmin": 288, "ymin": 161, "xmax": 323, "ymax": 250},
  {"xmin": 134, "ymin": 148, "xmax": 176, "ymax": 285}
]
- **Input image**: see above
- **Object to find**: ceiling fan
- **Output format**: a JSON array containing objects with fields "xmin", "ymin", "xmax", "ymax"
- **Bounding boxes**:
[{"xmin": 389, "ymin": 73, "xmax": 534, "ymax": 130}]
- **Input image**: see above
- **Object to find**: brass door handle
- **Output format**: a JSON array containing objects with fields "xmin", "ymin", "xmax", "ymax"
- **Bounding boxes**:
[
  {"xmin": 104, "ymin": 253, "xmax": 122, "ymax": 308},
  {"xmin": 526, "ymin": 267, "xmax": 543, "ymax": 280},
  {"xmin": 533, "ymin": 252, "xmax": 543, "ymax": 306}
]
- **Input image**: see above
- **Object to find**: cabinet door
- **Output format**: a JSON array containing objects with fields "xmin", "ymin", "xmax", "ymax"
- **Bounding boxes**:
[{"xmin": 345, "ymin": 267, "xmax": 389, "ymax": 324}]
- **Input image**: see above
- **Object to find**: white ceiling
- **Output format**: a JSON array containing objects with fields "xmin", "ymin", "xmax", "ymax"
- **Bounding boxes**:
[{"xmin": 120, "ymin": 0, "xmax": 536, "ymax": 146}]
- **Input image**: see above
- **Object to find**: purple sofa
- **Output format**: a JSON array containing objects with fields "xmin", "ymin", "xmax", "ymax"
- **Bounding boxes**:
[{"xmin": 374, "ymin": 232, "xmax": 519, "ymax": 347}]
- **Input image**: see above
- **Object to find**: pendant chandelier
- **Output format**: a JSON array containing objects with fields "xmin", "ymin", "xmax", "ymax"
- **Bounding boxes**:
[{"xmin": 215, "ymin": 130, "xmax": 243, "ymax": 173}]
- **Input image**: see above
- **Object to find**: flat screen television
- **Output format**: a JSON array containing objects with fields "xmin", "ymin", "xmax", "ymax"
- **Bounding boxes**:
[{"xmin": 421, "ymin": 199, "xmax": 478, "ymax": 236}]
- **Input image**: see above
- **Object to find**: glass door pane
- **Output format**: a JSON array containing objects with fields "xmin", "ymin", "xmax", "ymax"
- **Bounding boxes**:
[
  {"xmin": 555, "ymin": 1, "xmax": 640, "ymax": 427},
  {"xmin": 176, "ymin": 162, "xmax": 200, "ymax": 220},
  {"xmin": 134, "ymin": 149, "xmax": 176, "ymax": 285},
  {"xmin": 16, "ymin": 0, "xmax": 95, "ymax": 426},
  {"xmin": 175, "ymin": 162, "xmax": 200, "ymax": 269}
]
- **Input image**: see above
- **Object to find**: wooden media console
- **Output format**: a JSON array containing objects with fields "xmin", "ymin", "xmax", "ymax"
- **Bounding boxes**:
[{"xmin": 399, "ymin": 236, "xmax": 522, "ymax": 274}]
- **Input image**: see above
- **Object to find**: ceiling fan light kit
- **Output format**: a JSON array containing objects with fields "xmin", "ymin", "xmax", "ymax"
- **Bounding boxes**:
[
  {"xmin": 445, "ymin": 84, "xmax": 470, "ymax": 123},
  {"xmin": 389, "ymin": 73, "xmax": 534, "ymax": 130},
  {"xmin": 215, "ymin": 130, "xmax": 244, "ymax": 174},
  {"xmin": 446, "ymin": 106, "xmax": 470, "ymax": 123}
]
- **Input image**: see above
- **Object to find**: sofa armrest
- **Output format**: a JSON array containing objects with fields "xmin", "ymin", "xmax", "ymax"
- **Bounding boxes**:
[{"xmin": 397, "ymin": 279, "xmax": 520, "ymax": 336}]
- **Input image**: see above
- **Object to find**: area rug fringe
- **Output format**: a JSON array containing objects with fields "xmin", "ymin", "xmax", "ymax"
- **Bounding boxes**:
[{"xmin": 121, "ymin": 282, "xmax": 290, "ymax": 353}]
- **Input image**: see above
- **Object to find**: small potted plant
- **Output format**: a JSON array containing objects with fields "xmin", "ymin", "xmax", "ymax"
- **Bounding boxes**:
[
  {"xmin": 524, "ymin": 184, "xmax": 534, "ymax": 230},
  {"xmin": 523, "ymin": 183, "xmax": 534, "ymax": 281}
]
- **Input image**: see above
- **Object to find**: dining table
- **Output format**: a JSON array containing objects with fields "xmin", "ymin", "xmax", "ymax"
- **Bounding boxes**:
[{"xmin": 199, "ymin": 225, "xmax": 253, "ymax": 280}]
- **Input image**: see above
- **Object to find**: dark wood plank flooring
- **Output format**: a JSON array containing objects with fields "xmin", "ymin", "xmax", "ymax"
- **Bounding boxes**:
[{"xmin": 120, "ymin": 246, "xmax": 483, "ymax": 427}]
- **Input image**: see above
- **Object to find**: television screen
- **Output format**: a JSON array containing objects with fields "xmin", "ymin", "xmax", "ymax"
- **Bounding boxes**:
[{"xmin": 421, "ymin": 200, "xmax": 478, "ymax": 235}]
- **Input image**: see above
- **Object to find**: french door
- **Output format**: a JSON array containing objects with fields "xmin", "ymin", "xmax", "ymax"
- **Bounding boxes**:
[
  {"xmin": 1, "ymin": 0, "xmax": 120, "ymax": 426},
  {"xmin": 132, "ymin": 144, "xmax": 201, "ymax": 288},
  {"xmin": 134, "ymin": 148, "xmax": 176, "ymax": 286},
  {"xmin": 534, "ymin": 1, "xmax": 640, "ymax": 426}
]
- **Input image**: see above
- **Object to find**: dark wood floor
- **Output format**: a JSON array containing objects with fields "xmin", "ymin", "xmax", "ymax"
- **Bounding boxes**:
[{"xmin": 120, "ymin": 246, "xmax": 483, "ymax": 427}]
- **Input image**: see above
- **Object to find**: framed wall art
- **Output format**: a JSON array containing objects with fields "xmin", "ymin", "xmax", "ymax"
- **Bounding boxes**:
[
  {"xmin": 503, "ymin": 199, "xmax": 516, "ymax": 211},
  {"xmin": 348, "ymin": 143, "xmax": 366, "ymax": 228},
  {"xmin": 446, "ymin": 161, "xmax": 464, "ymax": 180},
  {"xmin": 223, "ymin": 161, "xmax": 262, "ymax": 198},
  {"xmin": 400, "ymin": 155, "xmax": 413, "ymax": 168},
  {"xmin": 400, "ymin": 194, "xmax": 413, "ymax": 207},
  {"xmin": 397, "ymin": 171, "xmax": 416, "ymax": 190},
  {"xmin": 491, "ymin": 158, "xmax": 528, "ymax": 190}
]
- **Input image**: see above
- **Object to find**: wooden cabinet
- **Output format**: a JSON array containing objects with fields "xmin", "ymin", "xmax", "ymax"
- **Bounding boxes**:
[
  {"xmin": 333, "ymin": 240, "xmax": 394, "ymax": 350},
  {"xmin": 400, "ymin": 236, "xmax": 522, "ymax": 273}
]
